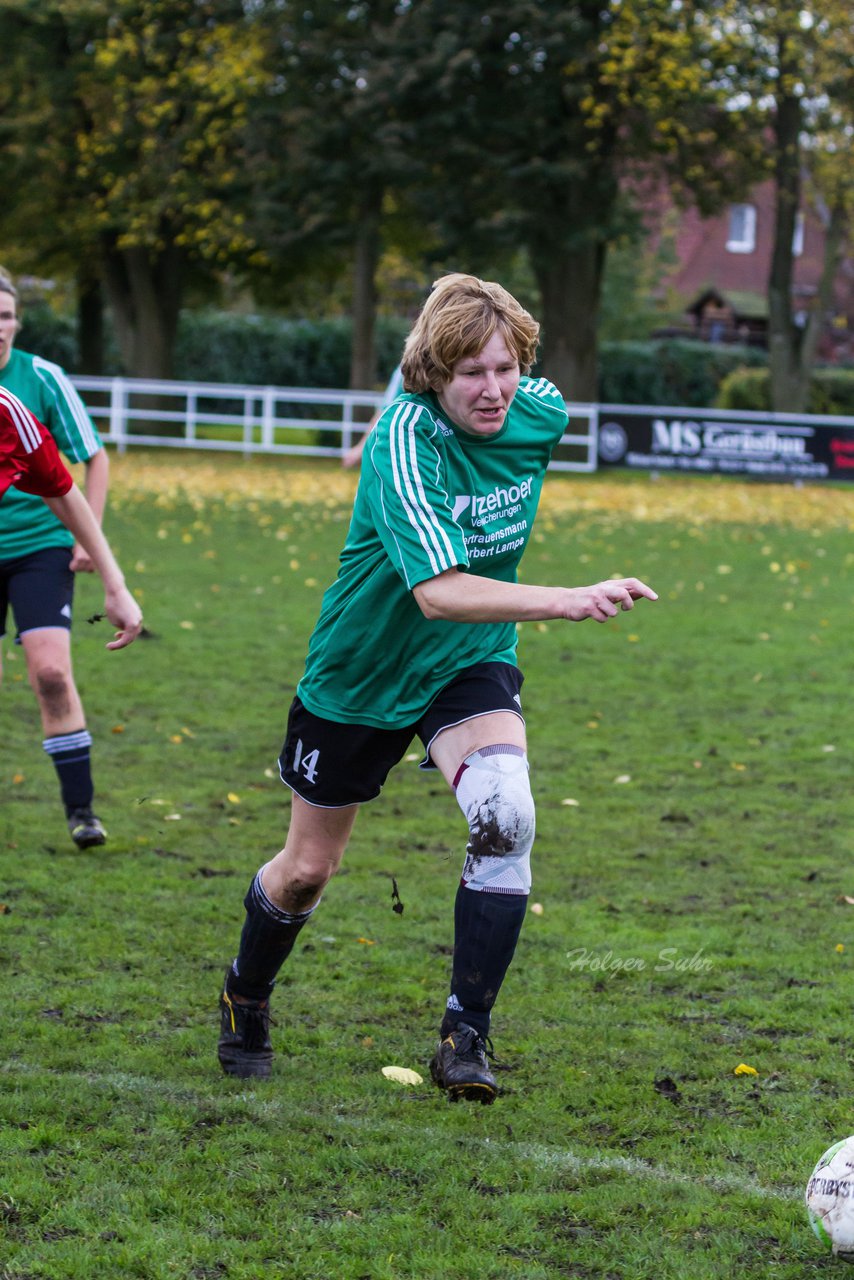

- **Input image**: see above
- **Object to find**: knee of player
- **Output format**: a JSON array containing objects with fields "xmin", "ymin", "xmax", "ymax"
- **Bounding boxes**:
[
  {"xmin": 473, "ymin": 791, "xmax": 535, "ymax": 858},
  {"xmin": 278, "ymin": 854, "xmax": 339, "ymax": 903},
  {"xmin": 33, "ymin": 665, "xmax": 73, "ymax": 709},
  {"xmin": 458, "ymin": 754, "xmax": 536, "ymax": 858}
]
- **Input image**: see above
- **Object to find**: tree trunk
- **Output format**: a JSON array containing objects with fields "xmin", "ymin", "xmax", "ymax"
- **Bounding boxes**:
[
  {"xmin": 531, "ymin": 238, "xmax": 606, "ymax": 402},
  {"xmin": 77, "ymin": 269, "xmax": 104, "ymax": 374},
  {"xmin": 99, "ymin": 236, "xmax": 183, "ymax": 379},
  {"xmin": 801, "ymin": 198, "xmax": 846, "ymax": 377},
  {"xmin": 767, "ymin": 32, "xmax": 806, "ymax": 413},
  {"xmin": 350, "ymin": 195, "xmax": 381, "ymax": 395}
]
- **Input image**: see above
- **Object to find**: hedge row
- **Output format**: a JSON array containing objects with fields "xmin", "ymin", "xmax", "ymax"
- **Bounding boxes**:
[
  {"xmin": 597, "ymin": 339, "xmax": 767, "ymax": 408},
  {"xmin": 16, "ymin": 304, "xmax": 853, "ymax": 413},
  {"xmin": 17, "ymin": 304, "xmax": 79, "ymax": 371},
  {"xmin": 174, "ymin": 311, "xmax": 410, "ymax": 389},
  {"xmin": 16, "ymin": 304, "xmax": 411, "ymax": 390},
  {"xmin": 715, "ymin": 366, "xmax": 854, "ymax": 416}
]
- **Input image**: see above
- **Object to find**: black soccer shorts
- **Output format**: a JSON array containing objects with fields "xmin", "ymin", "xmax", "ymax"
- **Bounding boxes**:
[
  {"xmin": 278, "ymin": 660, "xmax": 525, "ymax": 808},
  {"xmin": 0, "ymin": 545, "xmax": 75, "ymax": 642}
]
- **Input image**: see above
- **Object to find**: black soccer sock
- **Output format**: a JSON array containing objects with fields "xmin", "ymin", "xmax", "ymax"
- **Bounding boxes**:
[
  {"xmin": 440, "ymin": 884, "xmax": 528, "ymax": 1040},
  {"xmin": 43, "ymin": 730, "xmax": 94, "ymax": 816},
  {"xmin": 226, "ymin": 868, "xmax": 319, "ymax": 1002}
]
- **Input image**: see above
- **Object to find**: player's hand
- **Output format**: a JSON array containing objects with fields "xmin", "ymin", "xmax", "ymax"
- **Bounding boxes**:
[
  {"xmin": 565, "ymin": 578, "xmax": 658, "ymax": 623},
  {"xmin": 103, "ymin": 586, "xmax": 143, "ymax": 649},
  {"xmin": 70, "ymin": 543, "xmax": 96, "ymax": 573}
]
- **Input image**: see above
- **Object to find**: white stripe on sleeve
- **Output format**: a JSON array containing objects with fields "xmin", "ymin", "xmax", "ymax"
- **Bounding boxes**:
[
  {"xmin": 0, "ymin": 386, "xmax": 42, "ymax": 452},
  {"xmin": 388, "ymin": 403, "xmax": 456, "ymax": 576},
  {"xmin": 33, "ymin": 356, "xmax": 100, "ymax": 455}
]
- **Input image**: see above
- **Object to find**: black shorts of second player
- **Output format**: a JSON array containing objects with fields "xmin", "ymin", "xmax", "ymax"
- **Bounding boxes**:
[
  {"xmin": 279, "ymin": 660, "xmax": 525, "ymax": 808},
  {"xmin": 0, "ymin": 545, "xmax": 75, "ymax": 642}
]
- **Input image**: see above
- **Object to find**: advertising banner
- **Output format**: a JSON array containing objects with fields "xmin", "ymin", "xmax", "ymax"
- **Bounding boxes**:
[{"xmin": 595, "ymin": 406, "xmax": 854, "ymax": 481}]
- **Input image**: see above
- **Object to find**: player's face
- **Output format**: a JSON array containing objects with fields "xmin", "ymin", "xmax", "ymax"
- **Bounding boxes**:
[
  {"xmin": 437, "ymin": 331, "xmax": 521, "ymax": 437},
  {"xmin": 0, "ymin": 291, "xmax": 18, "ymax": 371}
]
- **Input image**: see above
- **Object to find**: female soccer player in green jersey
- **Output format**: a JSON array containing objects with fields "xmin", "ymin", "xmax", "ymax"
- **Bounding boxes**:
[
  {"xmin": 218, "ymin": 273, "xmax": 657, "ymax": 1101},
  {"xmin": 0, "ymin": 272, "xmax": 116, "ymax": 849}
]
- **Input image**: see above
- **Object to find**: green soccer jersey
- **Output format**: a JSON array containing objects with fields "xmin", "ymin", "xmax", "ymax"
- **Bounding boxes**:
[
  {"xmin": 0, "ymin": 348, "xmax": 103, "ymax": 559},
  {"xmin": 297, "ymin": 376, "xmax": 569, "ymax": 728}
]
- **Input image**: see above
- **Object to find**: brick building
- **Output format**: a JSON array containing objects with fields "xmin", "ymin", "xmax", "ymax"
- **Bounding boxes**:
[{"xmin": 650, "ymin": 179, "xmax": 853, "ymax": 361}]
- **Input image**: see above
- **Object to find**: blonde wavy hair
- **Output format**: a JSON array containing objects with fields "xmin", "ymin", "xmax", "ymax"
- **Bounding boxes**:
[
  {"xmin": 400, "ymin": 273, "xmax": 539, "ymax": 393},
  {"xmin": 0, "ymin": 271, "xmax": 19, "ymax": 303}
]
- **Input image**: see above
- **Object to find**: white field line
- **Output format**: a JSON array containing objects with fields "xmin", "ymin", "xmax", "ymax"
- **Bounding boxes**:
[{"xmin": 3, "ymin": 1063, "xmax": 802, "ymax": 1205}]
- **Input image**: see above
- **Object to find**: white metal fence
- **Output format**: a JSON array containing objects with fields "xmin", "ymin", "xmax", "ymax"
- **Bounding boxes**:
[{"xmin": 69, "ymin": 375, "xmax": 599, "ymax": 472}]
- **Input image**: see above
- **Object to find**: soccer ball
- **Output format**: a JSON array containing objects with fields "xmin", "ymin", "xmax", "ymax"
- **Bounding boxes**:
[{"xmin": 806, "ymin": 1136, "xmax": 854, "ymax": 1261}]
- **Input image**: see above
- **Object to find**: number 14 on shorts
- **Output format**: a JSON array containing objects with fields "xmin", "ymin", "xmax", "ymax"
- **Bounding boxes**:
[{"xmin": 293, "ymin": 738, "xmax": 320, "ymax": 785}]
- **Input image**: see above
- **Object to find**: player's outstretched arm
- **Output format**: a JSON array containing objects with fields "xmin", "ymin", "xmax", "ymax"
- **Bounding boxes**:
[
  {"xmin": 45, "ymin": 485, "xmax": 143, "ymax": 649},
  {"xmin": 413, "ymin": 568, "xmax": 657, "ymax": 624}
]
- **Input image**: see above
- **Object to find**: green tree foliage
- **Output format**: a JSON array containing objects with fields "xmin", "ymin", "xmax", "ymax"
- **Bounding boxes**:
[
  {"xmin": 384, "ymin": 0, "xmax": 763, "ymax": 398},
  {"xmin": 1, "ymin": 1, "xmax": 267, "ymax": 377},
  {"xmin": 728, "ymin": 2, "xmax": 853, "ymax": 412},
  {"xmin": 245, "ymin": 1, "xmax": 435, "ymax": 390}
]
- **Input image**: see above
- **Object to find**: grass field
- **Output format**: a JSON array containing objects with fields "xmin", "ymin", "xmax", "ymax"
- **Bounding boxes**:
[{"xmin": 3, "ymin": 454, "xmax": 854, "ymax": 1279}]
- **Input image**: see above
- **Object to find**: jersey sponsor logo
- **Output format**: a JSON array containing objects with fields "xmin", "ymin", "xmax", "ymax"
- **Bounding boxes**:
[{"xmin": 452, "ymin": 475, "xmax": 534, "ymax": 528}]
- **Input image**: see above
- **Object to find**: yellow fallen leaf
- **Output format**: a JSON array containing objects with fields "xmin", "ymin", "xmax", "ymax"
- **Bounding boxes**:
[
  {"xmin": 179, "ymin": 620, "xmax": 195, "ymax": 630},
  {"xmin": 12, "ymin": 773, "xmax": 25, "ymax": 785},
  {"xmin": 227, "ymin": 793, "xmax": 241, "ymax": 804},
  {"xmin": 734, "ymin": 1063, "xmax": 758, "ymax": 1076},
  {"xmin": 836, "ymin": 943, "xmax": 845, "ymax": 953},
  {"xmin": 112, "ymin": 724, "xmax": 125, "ymax": 734},
  {"xmin": 381, "ymin": 1066, "xmax": 423, "ymax": 1086},
  {"xmin": 170, "ymin": 734, "xmax": 183, "ymax": 744},
  {"xmin": 357, "ymin": 937, "xmax": 376, "ymax": 946}
]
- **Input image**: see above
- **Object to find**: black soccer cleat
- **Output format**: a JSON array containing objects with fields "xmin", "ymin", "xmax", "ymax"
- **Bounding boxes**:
[
  {"xmin": 217, "ymin": 984, "xmax": 273, "ymax": 1079},
  {"xmin": 67, "ymin": 807, "xmax": 107, "ymax": 850},
  {"xmin": 429, "ymin": 1022, "xmax": 497, "ymax": 1104}
]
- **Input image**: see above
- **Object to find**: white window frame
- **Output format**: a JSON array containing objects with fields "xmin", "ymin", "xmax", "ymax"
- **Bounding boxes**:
[{"xmin": 726, "ymin": 204, "xmax": 756, "ymax": 254}]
